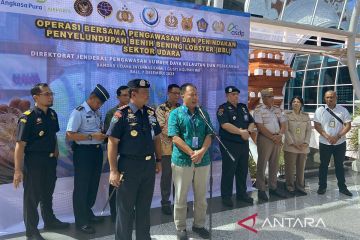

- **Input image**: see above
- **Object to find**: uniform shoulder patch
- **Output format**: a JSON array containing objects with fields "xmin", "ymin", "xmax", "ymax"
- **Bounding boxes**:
[
  {"xmin": 76, "ymin": 106, "xmax": 84, "ymax": 111},
  {"xmin": 217, "ymin": 106, "xmax": 224, "ymax": 116},
  {"xmin": 111, "ymin": 110, "xmax": 123, "ymax": 123}
]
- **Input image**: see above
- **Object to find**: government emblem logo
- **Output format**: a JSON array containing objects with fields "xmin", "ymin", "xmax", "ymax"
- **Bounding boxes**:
[
  {"xmin": 197, "ymin": 18, "xmax": 208, "ymax": 32},
  {"xmin": 165, "ymin": 12, "xmax": 178, "ymax": 29},
  {"xmin": 116, "ymin": 5, "xmax": 134, "ymax": 23},
  {"xmin": 141, "ymin": 7, "xmax": 160, "ymax": 27},
  {"xmin": 97, "ymin": 1, "xmax": 113, "ymax": 18},
  {"xmin": 74, "ymin": 0, "xmax": 93, "ymax": 17},
  {"xmin": 212, "ymin": 20, "xmax": 225, "ymax": 33},
  {"xmin": 181, "ymin": 15, "xmax": 193, "ymax": 31}
]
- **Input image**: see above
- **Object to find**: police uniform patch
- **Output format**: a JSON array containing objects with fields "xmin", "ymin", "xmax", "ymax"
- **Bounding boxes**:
[{"xmin": 217, "ymin": 108, "xmax": 224, "ymax": 116}]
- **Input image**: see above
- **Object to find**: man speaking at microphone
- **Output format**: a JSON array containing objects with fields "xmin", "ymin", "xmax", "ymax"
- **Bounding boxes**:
[{"xmin": 168, "ymin": 83, "xmax": 213, "ymax": 240}]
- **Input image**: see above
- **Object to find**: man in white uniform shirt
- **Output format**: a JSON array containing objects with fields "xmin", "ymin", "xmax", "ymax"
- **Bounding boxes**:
[{"xmin": 314, "ymin": 90, "xmax": 352, "ymax": 196}]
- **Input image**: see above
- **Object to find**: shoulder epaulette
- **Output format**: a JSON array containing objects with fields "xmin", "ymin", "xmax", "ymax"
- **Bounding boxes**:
[
  {"xmin": 76, "ymin": 106, "xmax": 84, "ymax": 111},
  {"xmin": 118, "ymin": 104, "xmax": 129, "ymax": 111},
  {"xmin": 285, "ymin": 110, "xmax": 292, "ymax": 114},
  {"xmin": 301, "ymin": 112, "xmax": 309, "ymax": 116},
  {"xmin": 23, "ymin": 110, "xmax": 32, "ymax": 115}
]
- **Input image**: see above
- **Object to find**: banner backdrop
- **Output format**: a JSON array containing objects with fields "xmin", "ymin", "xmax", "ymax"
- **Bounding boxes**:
[{"xmin": 0, "ymin": 0, "xmax": 249, "ymax": 234}]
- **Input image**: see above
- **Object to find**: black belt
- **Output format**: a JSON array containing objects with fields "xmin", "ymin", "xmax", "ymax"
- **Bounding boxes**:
[
  {"xmin": 120, "ymin": 154, "xmax": 153, "ymax": 161},
  {"xmin": 26, "ymin": 152, "xmax": 56, "ymax": 157},
  {"xmin": 76, "ymin": 144, "xmax": 101, "ymax": 149}
]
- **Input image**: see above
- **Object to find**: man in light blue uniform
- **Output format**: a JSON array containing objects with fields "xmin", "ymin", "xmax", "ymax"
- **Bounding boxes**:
[{"xmin": 66, "ymin": 84, "xmax": 110, "ymax": 234}]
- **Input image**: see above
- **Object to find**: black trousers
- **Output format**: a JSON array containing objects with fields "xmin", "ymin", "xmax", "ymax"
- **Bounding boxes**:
[
  {"xmin": 109, "ymin": 184, "xmax": 116, "ymax": 220},
  {"xmin": 160, "ymin": 155, "xmax": 172, "ymax": 206},
  {"xmin": 220, "ymin": 139, "xmax": 249, "ymax": 198},
  {"xmin": 23, "ymin": 153, "xmax": 57, "ymax": 237},
  {"xmin": 73, "ymin": 144, "xmax": 103, "ymax": 226},
  {"xmin": 319, "ymin": 142, "xmax": 346, "ymax": 189},
  {"xmin": 115, "ymin": 156, "xmax": 156, "ymax": 240}
]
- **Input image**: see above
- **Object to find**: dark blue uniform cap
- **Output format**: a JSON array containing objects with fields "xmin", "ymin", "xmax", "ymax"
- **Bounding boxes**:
[
  {"xmin": 92, "ymin": 84, "xmax": 110, "ymax": 103},
  {"xmin": 225, "ymin": 86, "xmax": 240, "ymax": 94},
  {"xmin": 127, "ymin": 79, "xmax": 150, "ymax": 88}
]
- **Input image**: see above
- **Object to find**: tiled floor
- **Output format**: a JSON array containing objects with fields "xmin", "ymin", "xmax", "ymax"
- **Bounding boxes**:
[{"xmin": 3, "ymin": 163, "xmax": 360, "ymax": 240}]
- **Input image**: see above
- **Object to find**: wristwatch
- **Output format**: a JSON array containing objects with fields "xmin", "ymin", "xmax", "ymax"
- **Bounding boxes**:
[{"xmin": 87, "ymin": 134, "xmax": 93, "ymax": 141}]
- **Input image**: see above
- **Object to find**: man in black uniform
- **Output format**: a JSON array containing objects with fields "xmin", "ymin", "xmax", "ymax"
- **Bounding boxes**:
[
  {"xmin": 217, "ymin": 86, "xmax": 255, "ymax": 207},
  {"xmin": 13, "ymin": 83, "xmax": 69, "ymax": 240},
  {"xmin": 107, "ymin": 79, "xmax": 162, "ymax": 240}
]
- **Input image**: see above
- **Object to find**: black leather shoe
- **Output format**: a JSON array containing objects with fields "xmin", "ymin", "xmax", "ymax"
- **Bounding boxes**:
[
  {"xmin": 339, "ymin": 188, "xmax": 353, "ymax": 196},
  {"xmin": 192, "ymin": 226, "xmax": 210, "ymax": 239},
  {"xmin": 26, "ymin": 233, "xmax": 45, "ymax": 240},
  {"xmin": 161, "ymin": 205, "xmax": 172, "ymax": 215},
  {"xmin": 286, "ymin": 189, "xmax": 296, "ymax": 197},
  {"xmin": 269, "ymin": 189, "xmax": 287, "ymax": 198},
  {"xmin": 176, "ymin": 229, "xmax": 188, "ymax": 240},
  {"xmin": 317, "ymin": 188, "xmax": 326, "ymax": 195},
  {"xmin": 296, "ymin": 189, "xmax": 307, "ymax": 196},
  {"xmin": 90, "ymin": 216, "xmax": 104, "ymax": 224},
  {"xmin": 221, "ymin": 197, "xmax": 233, "ymax": 207},
  {"xmin": 44, "ymin": 218, "xmax": 70, "ymax": 230},
  {"xmin": 257, "ymin": 191, "xmax": 269, "ymax": 201},
  {"xmin": 236, "ymin": 194, "xmax": 254, "ymax": 204},
  {"xmin": 77, "ymin": 225, "xmax": 95, "ymax": 234}
]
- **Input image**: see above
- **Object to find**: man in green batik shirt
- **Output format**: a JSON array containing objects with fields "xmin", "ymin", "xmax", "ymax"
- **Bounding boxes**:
[
  {"xmin": 168, "ymin": 83, "xmax": 212, "ymax": 240},
  {"xmin": 104, "ymin": 85, "xmax": 129, "ymax": 222}
]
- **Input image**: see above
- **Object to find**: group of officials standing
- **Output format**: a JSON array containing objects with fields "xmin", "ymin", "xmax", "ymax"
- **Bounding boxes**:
[{"xmin": 13, "ymin": 80, "xmax": 352, "ymax": 240}]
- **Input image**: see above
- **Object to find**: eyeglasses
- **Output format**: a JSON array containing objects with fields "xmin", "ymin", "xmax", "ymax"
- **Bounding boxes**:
[
  {"xmin": 169, "ymin": 92, "xmax": 181, "ymax": 95},
  {"xmin": 38, "ymin": 92, "xmax": 55, "ymax": 97}
]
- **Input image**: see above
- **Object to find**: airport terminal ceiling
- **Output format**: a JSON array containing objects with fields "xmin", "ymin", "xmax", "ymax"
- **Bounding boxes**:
[{"xmin": 174, "ymin": 0, "xmax": 360, "ymax": 113}]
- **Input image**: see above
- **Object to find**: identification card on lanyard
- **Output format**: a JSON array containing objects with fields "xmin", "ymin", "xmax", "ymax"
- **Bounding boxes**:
[
  {"xmin": 329, "ymin": 118, "xmax": 336, "ymax": 128},
  {"xmin": 192, "ymin": 137, "xmax": 199, "ymax": 148}
]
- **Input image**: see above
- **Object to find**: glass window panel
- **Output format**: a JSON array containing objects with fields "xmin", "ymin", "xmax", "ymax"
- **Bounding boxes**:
[
  {"xmin": 304, "ymin": 87, "xmax": 318, "ymax": 105},
  {"xmin": 288, "ymin": 88, "xmax": 303, "ymax": 101},
  {"xmin": 304, "ymin": 70, "xmax": 320, "ymax": 86},
  {"xmin": 289, "ymin": 71, "xmax": 304, "ymax": 87},
  {"xmin": 307, "ymin": 55, "xmax": 323, "ymax": 69},
  {"xmin": 322, "ymin": 56, "xmax": 338, "ymax": 67},
  {"xmin": 292, "ymin": 55, "xmax": 308, "ymax": 71},
  {"xmin": 337, "ymin": 67, "xmax": 351, "ymax": 85},
  {"xmin": 336, "ymin": 85, "xmax": 353, "ymax": 105},
  {"xmin": 319, "ymin": 86, "xmax": 335, "ymax": 104},
  {"xmin": 303, "ymin": 105, "xmax": 317, "ymax": 113},
  {"xmin": 319, "ymin": 68, "xmax": 336, "ymax": 85}
]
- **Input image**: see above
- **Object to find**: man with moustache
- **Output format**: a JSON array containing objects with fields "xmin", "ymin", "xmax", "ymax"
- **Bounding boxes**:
[
  {"xmin": 107, "ymin": 79, "xmax": 162, "ymax": 240},
  {"xmin": 14, "ymin": 83, "xmax": 69, "ymax": 240}
]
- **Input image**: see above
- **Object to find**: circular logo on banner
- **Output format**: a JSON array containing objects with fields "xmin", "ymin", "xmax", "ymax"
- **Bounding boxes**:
[
  {"xmin": 165, "ymin": 12, "xmax": 178, "ymax": 29},
  {"xmin": 116, "ymin": 5, "xmax": 134, "ymax": 23},
  {"xmin": 97, "ymin": 1, "xmax": 113, "ymax": 18},
  {"xmin": 141, "ymin": 7, "xmax": 160, "ymax": 27},
  {"xmin": 74, "ymin": 0, "xmax": 93, "ymax": 17}
]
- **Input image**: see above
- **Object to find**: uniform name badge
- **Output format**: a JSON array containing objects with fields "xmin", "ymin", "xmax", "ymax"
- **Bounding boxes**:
[
  {"xmin": 329, "ymin": 119, "xmax": 336, "ymax": 128},
  {"xmin": 295, "ymin": 127, "xmax": 301, "ymax": 134},
  {"xmin": 192, "ymin": 137, "xmax": 199, "ymax": 148}
]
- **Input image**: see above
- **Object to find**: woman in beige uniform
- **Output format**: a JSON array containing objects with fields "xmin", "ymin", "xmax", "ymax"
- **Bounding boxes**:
[{"xmin": 284, "ymin": 96, "xmax": 312, "ymax": 195}]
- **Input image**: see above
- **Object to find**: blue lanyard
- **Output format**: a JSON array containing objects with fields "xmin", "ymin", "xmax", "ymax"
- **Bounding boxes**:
[{"xmin": 182, "ymin": 107, "xmax": 197, "ymax": 137}]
